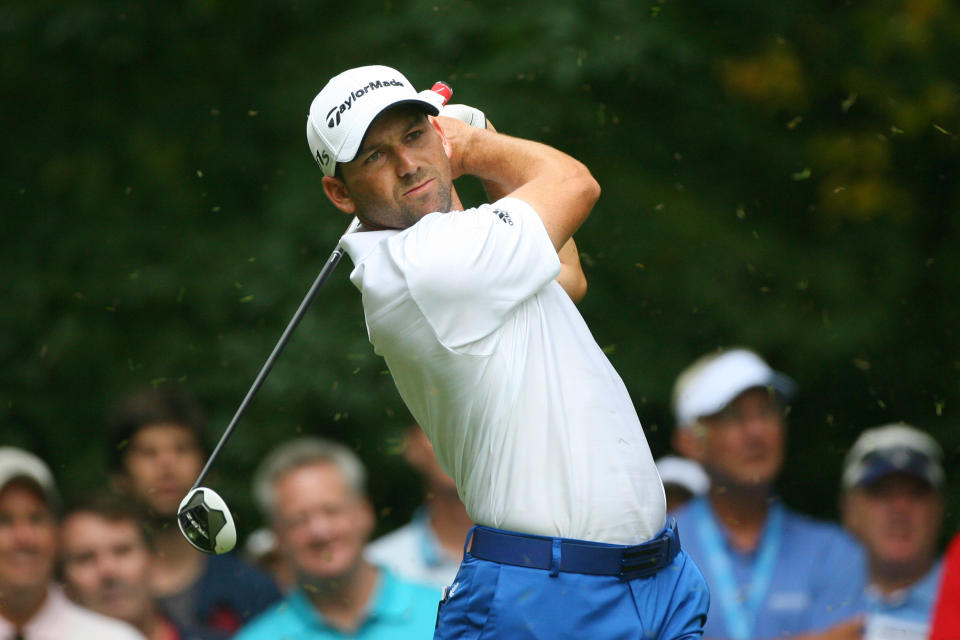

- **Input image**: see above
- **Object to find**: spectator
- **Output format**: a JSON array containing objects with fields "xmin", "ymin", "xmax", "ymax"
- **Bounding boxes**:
[
  {"xmin": 234, "ymin": 437, "xmax": 438, "ymax": 639},
  {"xmin": 655, "ymin": 455, "xmax": 710, "ymax": 513},
  {"xmin": 60, "ymin": 492, "xmax": 220, "ymax": 639},
  {"xmin": 107, "ymin": 385, "xmax": 281, "ymax": 637},
  {"xmin": 670, "ymin": 347, "xmax": 866, "ymax": 640},
  {"xmin": 0, "ymin": 446, "xmax": 145, "ymax": 639},
  {"xmin": 930, "ymin": 531, "xmax": 960, "ymax": 640},
  {"xmin": 366, "ymin": 424, "xmax": 472, "ymax": 591},
  {"xmin": 841, "ymin": 424, "xmax": 945, "ymax": 640}
]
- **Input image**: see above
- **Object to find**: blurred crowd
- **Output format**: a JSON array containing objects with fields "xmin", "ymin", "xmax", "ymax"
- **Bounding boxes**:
[{"xmin": 2, "ymin": 347, "xmax": 957, "ymax": 639}]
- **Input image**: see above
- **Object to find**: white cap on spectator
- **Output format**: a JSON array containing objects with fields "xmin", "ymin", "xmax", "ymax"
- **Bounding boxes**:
[
  {"xmin": 0, "ymin": 446, "xmax": 59, "ymax": 508},
  {"xmin": 656, "ymin": 455, "xmax": 710, "ymax": 496},
  {"xmin": 672, "ymin": 348, "xmax": 795, "ymax": 428},
  {"xmin": 842, "ymin": 423, "xmax": 944, "ymax": 490}
]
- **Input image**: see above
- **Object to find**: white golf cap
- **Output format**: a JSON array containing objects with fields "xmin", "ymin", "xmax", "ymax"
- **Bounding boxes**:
[
  {"xmin": 306, "ymin": 65, "xmax": 441, "ymax": 177},
  {"xmin": 0, "ymin": 446, "xmax": 59, "ymax": 508},
  {"xmin": 842, "ymin": 423, "xmax": 944, "ymax": 490},
  {"xmin": 656, "ymin": 455, "xmax": 710, "ymax": 496},
  {"xmin": 672, "ymin": 348, "xmax": 796, "ymax": 428}
]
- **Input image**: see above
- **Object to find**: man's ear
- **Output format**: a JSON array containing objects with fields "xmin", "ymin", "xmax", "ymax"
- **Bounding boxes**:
[
  {"xmin": 673, "ymin": 426, "xmax": 707, "ymax": 463},
  {"xmin": 322, "ymin": 175, "xmax": 356, "ymax": 214},
  {"xmin": 431, "ymin": 116, "xmax": 453, "ymax": 160}
]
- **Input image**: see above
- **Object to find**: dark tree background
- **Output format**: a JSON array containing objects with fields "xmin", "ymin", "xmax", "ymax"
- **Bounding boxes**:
[{"xmin": 3, "ymin": 0, "xmax": 958, "ymax": 543}]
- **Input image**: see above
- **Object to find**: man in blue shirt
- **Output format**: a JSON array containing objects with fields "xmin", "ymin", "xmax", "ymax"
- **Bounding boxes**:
[
  {"xmin": 841, "ymin": 424, "xmax": 945, "ymax": 640},
  {"xmin": 234, "ymin": 437, "xmax": 438, "ymax": 639},
  {"xmin": 671, "ymin": 348, "xmax": 866, "ymax": 640}
]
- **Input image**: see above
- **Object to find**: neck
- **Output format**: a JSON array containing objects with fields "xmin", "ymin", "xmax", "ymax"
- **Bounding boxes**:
[
  {"xmin": 306, "ymin": 561, "xmax": 379, "ymax": 633},
  {"xmin": 870, "ymin": 557, "xmax": 935, "ymax": 596},
  {"xmin": 150, "ymin": 522, "xmax": 206, "ymax": 596},
  {"xmin": 707, "ymin": 484, "xmax": 773, "ymax": 551},
  {"xmin": 426, "ymin": 488, "xmax": 472, "ymax": 561},
  {"xmin": 138, "ymin": 607, "xmax": 166, "ymax": 640},
  {"xmin": 0, "ymin": 583, "xmax": 48, "ymax": 628}
]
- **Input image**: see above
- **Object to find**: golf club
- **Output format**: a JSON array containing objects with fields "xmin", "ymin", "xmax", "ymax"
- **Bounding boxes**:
[{"xmin": 178, "ymin": 216, "xmax": 360, "ymax": 554}]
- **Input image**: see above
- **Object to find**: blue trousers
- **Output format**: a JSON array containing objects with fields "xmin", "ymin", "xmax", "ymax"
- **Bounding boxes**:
[{"xmin": 434, "ymin": 530, "xmax": 710, "ymax": 639}]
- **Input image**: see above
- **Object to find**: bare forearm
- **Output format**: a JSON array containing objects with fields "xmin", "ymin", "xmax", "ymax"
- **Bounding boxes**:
[
  {"xmin": 475, "ymin": 119, "xmax": 507, "ymax": 203},
  {"xmin": 441, "ymin": 118, "xmax": 600, "ymax": 251},
  {"xmin": 557, "ymin": 238, "xmax": 587, "ymax": 303}
]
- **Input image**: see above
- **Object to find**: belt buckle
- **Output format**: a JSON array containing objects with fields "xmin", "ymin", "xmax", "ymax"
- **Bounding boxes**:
[{"xmin": 619, "ymin": 542, "xmax": 664, "ymax": 580}]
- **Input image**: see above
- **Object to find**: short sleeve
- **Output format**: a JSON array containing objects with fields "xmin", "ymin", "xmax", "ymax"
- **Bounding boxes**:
[
  {"xmin": 807, "ymin": 528, "xmax": 867, "ymax": 630},
  {"xmin": 389, "ymin": 197, "xmax": 561, "ymax": 349}
]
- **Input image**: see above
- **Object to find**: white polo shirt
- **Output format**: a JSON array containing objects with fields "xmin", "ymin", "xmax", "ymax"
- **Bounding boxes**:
[{"xmin": 342, "ymin": 197, "xmax": 665, "ymax": 545}]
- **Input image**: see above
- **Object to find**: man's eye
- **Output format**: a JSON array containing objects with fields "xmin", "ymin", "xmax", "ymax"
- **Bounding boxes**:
[
  {"xmin": 407, "ymin": 129, "xmax": 423, "ymax": 141},
  {"xmin": 364, "ymin": 151, "xmax": 381, "ymax": 164}
]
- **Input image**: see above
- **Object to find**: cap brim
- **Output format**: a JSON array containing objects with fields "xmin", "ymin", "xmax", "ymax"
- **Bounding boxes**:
[
  {"xmin": 336, "ymin": 98, "xmax": 440, "ymax": 166},
  {"xmin": 853, "ymin": 459, "xmax": 941, "ymax": 489},
  {"xmin": 698, "ymin": 374, "xmax": 795, "ymax": 421}
]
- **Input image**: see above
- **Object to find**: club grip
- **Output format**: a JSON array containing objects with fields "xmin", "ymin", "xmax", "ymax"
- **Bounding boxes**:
[{"xmin": 431, "ymin": 81, "xmax": 453, "ymax": 105}]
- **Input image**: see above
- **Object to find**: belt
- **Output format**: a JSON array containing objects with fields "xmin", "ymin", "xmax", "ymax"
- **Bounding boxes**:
[{"xmin": 467, "ymin": 520, "xmax": 680, "ymax": 580}]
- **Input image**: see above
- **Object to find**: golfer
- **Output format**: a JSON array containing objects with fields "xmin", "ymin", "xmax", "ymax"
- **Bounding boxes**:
[{"xmin": 306, "ymin": 65, "xmax": 709, "ymax": 639}]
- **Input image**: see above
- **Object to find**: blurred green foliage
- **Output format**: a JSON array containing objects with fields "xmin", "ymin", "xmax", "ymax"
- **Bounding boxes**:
[{"xmin": 2, "ymin": 0, "xmax": 958, "ymax": 542}]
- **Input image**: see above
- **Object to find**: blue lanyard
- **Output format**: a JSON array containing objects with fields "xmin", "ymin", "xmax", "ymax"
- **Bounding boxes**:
[
  {"xmin": 693, "ymin": 498, "xmax": 785, "ymax": 640},
  {"xmin": 413, "ymin": 506, "xmax": 442, "ymax": 568}
]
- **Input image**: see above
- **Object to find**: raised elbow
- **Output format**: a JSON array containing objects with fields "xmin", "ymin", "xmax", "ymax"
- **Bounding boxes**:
[
  {"xmin": 573, "ymin": 162, "xmax": 601, "ymax": 211},
  {"xmin": 584, "ymin": 171, "xmax": 601, "ymax": 208}
]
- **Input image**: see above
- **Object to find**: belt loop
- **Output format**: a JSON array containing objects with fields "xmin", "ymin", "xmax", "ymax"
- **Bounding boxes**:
[
  {"xmin": 550, "ymin": 538, "xmax": 561, "ymax": 577},
  {"xmin": 463, "ymin": 526, "xmax": 477, "ymax": 556}
]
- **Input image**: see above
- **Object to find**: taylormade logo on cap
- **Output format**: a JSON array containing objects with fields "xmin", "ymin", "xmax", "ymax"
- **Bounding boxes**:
[
  {"xmin": 325, "ymin": 78, "xmax": 406, "ymax": 128},
  {"xmin": 306, "ymin": 65, "xmax": 439, "ymax": 177}
]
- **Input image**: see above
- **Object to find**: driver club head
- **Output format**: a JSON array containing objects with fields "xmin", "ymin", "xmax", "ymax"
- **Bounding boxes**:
[{"xmin": 177, "ymin": 487, "xmax": 237, "ymax": 555}]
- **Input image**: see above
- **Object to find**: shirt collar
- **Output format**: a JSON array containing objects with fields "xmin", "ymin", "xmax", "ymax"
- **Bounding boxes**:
[
  {"xmin": 20, "ymin": 584, "xmax": 66, "ymax": 633},
  {"xmin": 340, "ymin": 228, "xmax": 398, "ymax": 267},
  {"xmin": 866, "ymin": 559, "xmax": 944, "ymax": 609},
  {"xmin": 700, "ymin": 495, "xmax": 786, "ymax": 556},
  {"xmin": 412, "ymin": 506, "xmax": 443, "ymax": 568},
  {"xmin": 289, "ymin": 567, "xmax": 417, "ymax": 631}
]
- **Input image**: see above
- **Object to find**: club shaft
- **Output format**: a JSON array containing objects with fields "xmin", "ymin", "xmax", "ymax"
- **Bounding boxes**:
[{"xmin": 192, "ymin": 221, "xmax": 358, "ymax": 488}]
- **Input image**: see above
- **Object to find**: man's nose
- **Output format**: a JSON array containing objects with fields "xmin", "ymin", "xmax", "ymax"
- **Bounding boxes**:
[
  {"xmin": 304, "ymin": 511, "xmax": 334, "ymax": 539},
  {"xmin": 96, "ymin": 552, "xmax": 126, "ymax": 579},
  {"xmin": 155, "ymin": 447, "xmax": 181, "ymax": 469},
  {"xmin": 12, "ymin": 520, "xmax": 42, "ymax": 546},
  {"xmin": 886, "ymin": 488, "xmax": 916, "ymax": 511},
  {"xmin": 394, "ymin": 147, "xmax": 418, "ymax": 176}
]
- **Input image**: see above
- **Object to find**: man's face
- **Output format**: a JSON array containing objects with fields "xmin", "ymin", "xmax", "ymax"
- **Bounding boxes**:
[
  {"xmin": 330, "ymin": 106, "xmax": 454, "ymax": 230},
  {"xmin": 120, "ymin": 423, "xmax": 204, "ymax": 518},
  {"xmin": 696, "ymin": 387, "xmax": 786, "ymax": 488},
  {"xmin": 272, "ymin": 461, "xmax": 373, "ymax": 584},
  {"xmin": 60, "ymin": 513, "xmax": 153, "ymax": 627},
  {"xmin": 0, "ymin": 482, "xmax": 57, "ymax": 598},
  {"xmin": 843, "ymin": 474, "xmax": 942, "ymax": 574}
]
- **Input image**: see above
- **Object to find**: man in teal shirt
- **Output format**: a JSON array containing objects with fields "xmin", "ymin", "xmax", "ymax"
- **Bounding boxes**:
[{"xmin": 234, "ymin": 437, "xmax": 438, "ymax": 639}]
